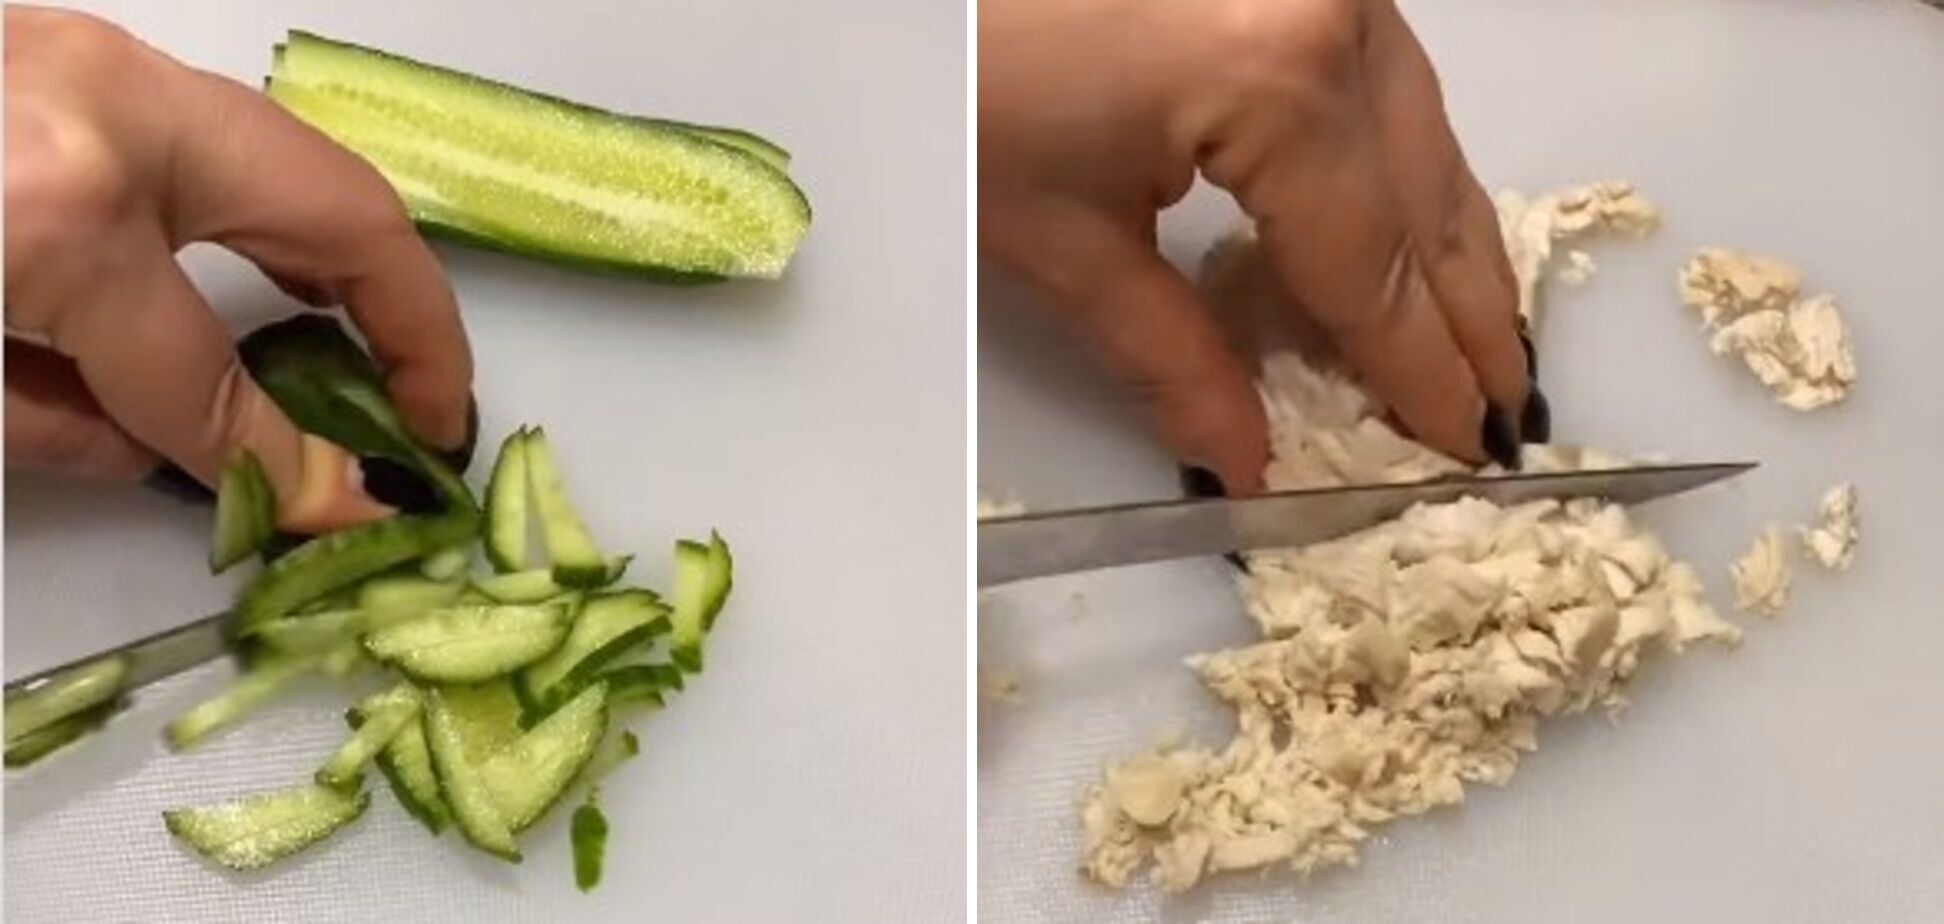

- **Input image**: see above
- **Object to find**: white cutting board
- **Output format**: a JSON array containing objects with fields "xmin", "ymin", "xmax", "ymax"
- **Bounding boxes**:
[
  {"xmin": 3, "ymin": 1, "xmax": 966, "ymax": 921},
  {"xmin": 978, "ymin": 0, "xmax": 1944, "ymax": 921}
]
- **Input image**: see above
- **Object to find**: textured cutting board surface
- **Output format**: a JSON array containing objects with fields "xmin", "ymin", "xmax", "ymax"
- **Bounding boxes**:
[
  {"xmin": 4, "ymin": 1, "xmax": 965, "ymax": 920},
  {"xmin": 978, "ymin": 0, "xmax": 1944, "ymax": 921}
]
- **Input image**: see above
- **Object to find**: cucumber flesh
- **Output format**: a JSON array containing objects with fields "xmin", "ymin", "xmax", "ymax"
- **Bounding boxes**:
[
  {"xmin": 484, "ymin": 428, "xmax": 531, "ymax": 573},
  {"xmin": 318, "ymin": 690, "xmax": 419, "ymax": 791},
  {"xmin": 319, "ymin": 639, "xmax": 368, "ymax": 678},
  {"xmin": 210, "ymin": 451, "xmax": 277, "ymax": 573},
  {"xmin": 480, "ymin": 681, "xmax": 608, "ymax": 831},
  {"xmin": 5, "ymin": 699, "xmax": 121, "ymax": 768},
  {"xmin": 438, "ymin": 679, "xmax": 525, "ymax": 765},
  {"xmin": 253, "ymin": 608, "xmax": 365, "ymax": 655},
  {"xmin": 520, "ymin": 590, "xmax": 669, "ymax": 714},
  {"xmin": 358, "ymin": 573, "xmax": 465, "ymax": 615},
  {"xmin": 571, "ymin": 797, "xmax": 608, "ymax": 892},
  {"xmin": 521, "ymin": 429, "xmax": 609, "ymax": 587},
  {"xmin": 474, "ymin": 555, "xmax": 632, "ymax": 603},
  {"xmin": 669, "ymin": 532, "xmax": 733, "ymax": 673},
  {"xmin": 167, "ymin": 655, "xmax": 316, "ymax": 750},
  {"xmin": 267, "ymin": 33, "xmax": 810, "ymax": 281},
  {"xmin": 420, "ymin": 546, "xmax": 471, "ymax": 581},
  {"xmin": 424, "ymin": 688, "xmax": 521, "ymax": 861},
  {"xmin": 164, "ymin": 783, "xmax": 369, "ymax": 871},
  {"xmin": 373, "ymin": 714, "xmax": 449, "ymax": 834},
  {"xmin": 5, "ymin": 655, "xmax": 130, "ymax": 746},
  {"xmin": 236, "ymin": 512, "xmax": 479, "ymax": 630},
  {"xmin": 672, "ymin": 122, "xmax": 791, "ymax": 172},
  {"xmin": 364, "ymin": 603, "xmax": 573, "ymax": 684}
]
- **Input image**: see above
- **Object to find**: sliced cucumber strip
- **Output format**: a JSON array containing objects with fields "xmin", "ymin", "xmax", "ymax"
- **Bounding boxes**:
[
  {"xmin": 5, "ymin": 699, "xmax": 120, "ymax": 768},
  {"xmin": 480, "ymin": 681, "xmax": 608, "ymax": 831},
  {"xmin": 520, "ymin": 590, "xmax": 669, "ymax": 716},
  {"xmin": 236, "ymin": 512, "xmax": 479, "ymax": 630},
  {"xmin": 484, "ymin": 428, "xmax": 531, "ymax": 573},
  {"xmin": 5, "ymin": 655, "xmax": 130, "ymax": 746},
  {"xmin": 571, "ymin": 797, "xmax": 608, "ymax": 892},
  {"xmin": 420, "ymin": 546, "xmax": 471, "ymax": 581},
  {"xmin": 372, "ymin": 714, "xmax": 449, "ymax": 834},
  {"xmin": 253, "ymin": 608, "xmax": 365, "ymax": 655},
  {"xmin": 164, "ymin": 783, "xmax": 368, "ymax": 871},
  {"xmin": 358, "ymin": 573, "xmax": 464, "ymax": 615},
  {"xmin": 474, "ymin": 555, "xmax": 632, "ymax": 604},
  {"xmin": 210, "ymin": 451, "xmax": 277, "ymax": 573},
  {"xmin": 669, "ymin": 532, "xmax": 733, "ymax": 673},
  {"xmin": 601, "ymin": 662, "xmax": 684, "ymax": 710},
  {"xmin": 318, "ymin": 688, "xmax": 419, "ymax": 791},
  {"xmin": 438, "ymin": 679, "xmax": 525, "ymax": 765},
  {"xmin": 267, "ymin": 33, "xmax": 810, "ymax": 281},
  {"xmin": 167, "ymin": 655, "xmax": 316, "ymax": 750},
  {"xmin": 522, "ymin": 428, "xmax": 608, "ymax": 587},
  {"xmin": 364, "ymin": 603, "xmax": 572, "ymax": 684},
  {"xmin": 424, "ymin": 687, "xmax": 521, "ymax": 861}
]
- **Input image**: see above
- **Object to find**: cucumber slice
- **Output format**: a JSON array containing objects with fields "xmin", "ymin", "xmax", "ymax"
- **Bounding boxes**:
[
  {"xmin": 164, "ymin": 783, "xmax": 369, "ymax": 871},
  {"xmin": 601, "ymin": 662, "xmax": 684, "ymax": 710},
  {"xmin": 424, "ymin": 688, "xmax": 521, "ymax": 861},
  {"xmin": 519, "ymin": 590, "xmax": 669, "ymax": 715},
  {"xmin": 420, "ymin": 546, "xmax": 471, "ymax": 581},
  {"xmin": 473, "ymin": 555, "xmax": 633, "ymax": 604},
  {"xmin": 5, "ymin": 655, "xmax": 130, "ymax": 746},
  {"xmin": 522, "ymin": 429, "xmax": 608, "ymax": 587},
  {"xmin": 210, "ymin": 451, "xmax": 277, "ymax": 573},
  {"xmin": 236, "ymin": 512, "xmax": 479, "ymax": 630},
  {"xmin": 571, "ymin": 797, "xmax": 608, "ymax": 892},
  {"xmin": 370, "ymin": 714, "xmax": 449, "ymax": 834},
  {"xmin": 253, "ymin": 608, "xmax": 365, "ymax": 655},
  {"xmin": 364, "ymin": 603, "xmax": 572, "ymax": 684},
  {"xmin": 357, "ymin": 573, "xmax": 464, "ymax": 615},
  {"xmin": 267, "ymin": 33, "xmax": 810, "ymax": 281},
  {"xmin": 480, "ymin": 682, "xmax": 608, "ymax": 831},
  {"xmin": 669, "ymin": 532, "xmax": 733, "ymax": 673},
  {"xmin": 484, "ymin": 428, "xmax": 531, "ymax": 573},
  {"xmin": 438, "ymin": 679, "xmax": 525, "ymax": 765},
  {"xmin": 5, "ymin": 699, "xmax": 121, "ymax": 768},
  {"xmin": 319, "ymin": 639, "xmax": 368, "ymax": 678},
  {"xmin": 318, "ymin": 688, "xmax": 419, "ymax": 791},
  {"xmin": 167, "ymin": 655, "xmax": 316, "ymax": 750}
]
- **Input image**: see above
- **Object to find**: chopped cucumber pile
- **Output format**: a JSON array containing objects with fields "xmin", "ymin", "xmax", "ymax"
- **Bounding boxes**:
[
  {"xmin": 264, "ymin": 31, "xmax": 810, "ymax": 282},
  {"xmin": 156, "ymin": 424, "xmax": 734, "ymax": 881}
]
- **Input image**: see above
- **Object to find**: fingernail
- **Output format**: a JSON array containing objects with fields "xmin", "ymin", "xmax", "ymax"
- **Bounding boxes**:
[
  {"xmin": 1481, "ymin": 402, "xmax": 1521, "ymax": 470},
  {"xmin": 143, "ymin": 463, "xmax": 214, "ymax": 503},
  {"xmin": 1181, "ymin": 466, "xmax": 1229, "ymax": 498},
  {"xmin": 1521, "ymin": 386, "xmax": 1552, "ymax": 444},
  {"xmin": 436, "ymin": 395, "xmax": 480, "ymax": 473},
  {"xmin": 359, "ymin": 456, "xmax": 442, "ymax": 515},
  {"xmin": 1518, "ymin": 330, "xmax": 1538, "ymax": 378}
]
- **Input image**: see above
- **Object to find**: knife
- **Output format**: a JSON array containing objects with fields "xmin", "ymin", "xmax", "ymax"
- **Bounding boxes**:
[
  {"xmin": 977, "ymin": 461, "xmax": 1753, "ymax": 587},
  {"xmin": 5, "ymin": 609, "xmax": 231, "ymax": 699}
]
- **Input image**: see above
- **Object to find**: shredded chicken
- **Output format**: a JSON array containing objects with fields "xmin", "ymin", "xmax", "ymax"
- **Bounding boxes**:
[
  {"xmin": 1678, "ymin": 250, "xmax": 1856, "ymax": 411},
  {"xmin": 1730, "ymin": 526, "xmax": 1792, "ymax": 616},
  {"xmin": 1799, "ymin": 483, "xmax": 1859, "ymax": 572}
]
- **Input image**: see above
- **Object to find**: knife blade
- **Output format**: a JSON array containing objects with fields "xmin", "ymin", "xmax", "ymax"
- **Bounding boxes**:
[
  {"xmin": 5, "ymin": 609, "xmax": 232, "ymax": 698},
  {"xmin": 977, "ymin": 461, "xmax": 1753, "ymax": 587}
]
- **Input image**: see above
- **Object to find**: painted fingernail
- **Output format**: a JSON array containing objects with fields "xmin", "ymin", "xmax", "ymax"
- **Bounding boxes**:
[
  {"xmin": 1518, "ymin": 330, "xmax": 1538, "ymax": 378},
  {"xmin": 1521, "ymin": 386, "xmax": 1553, "ymax": 445},
  {"xmin": 1181, "ymin": 466, "xmax": 1229, "ymax": 498},
  {"xmin": 1481, "ymin": 402, "xmax": 1521, "ymax": 470},
  {"xmin": 436, "ymin": 395, "xmax": 480, "ymax": 473},
  {"xmin": 358, "ymin": 456, "xmax": 442, "ymax": 514},
  {"xmin": 143, "ymin": 463, "xmax": 213, "ymax": 503}
]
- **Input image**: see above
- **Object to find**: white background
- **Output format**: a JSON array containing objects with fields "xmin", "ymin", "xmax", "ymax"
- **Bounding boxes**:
[{"xmin": 4, "ymin": 1, "xmax": 967, "ymax": 920}]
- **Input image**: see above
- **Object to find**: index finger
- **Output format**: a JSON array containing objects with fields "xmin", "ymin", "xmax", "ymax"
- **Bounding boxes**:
[{"xmin": 161, "ymin": 69, "xmax": 473, "ymax": 451}]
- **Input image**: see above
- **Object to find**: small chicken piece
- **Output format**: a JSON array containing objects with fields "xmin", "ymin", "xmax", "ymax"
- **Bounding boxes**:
[
  {"xmin": 1730, "ymin": 526, "xmax": 1792, "ymax": 616},
  {"xmin": 1799, "ymin": 483, "xmax": 1859, "ymax": 572},
  {"xmin": 1681, "ymin": 250, "xmax": 1856, "ymax": 411}
]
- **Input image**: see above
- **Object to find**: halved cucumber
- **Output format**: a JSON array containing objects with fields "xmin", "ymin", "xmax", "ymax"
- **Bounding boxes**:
[
  {"xmin": 318, "ymin": 686, "xmax": 421, "ymax": 791},
  {"xmin": 520, "ymin": 590, "xmax": 669, "ymax": 717},
  {"xmin": 210, "ymin": 451, "xmax": 277, "ymax": 573},
  {"xmin": 669, "ymin": 532, "xmax": 734, "ymax": 673},
  {"xmin": 5, "ymin": 655, "xmax": 130, "ymax": 747},
  {"xmin": 266, "ymin": 32, "xmax": 810, "ymax": 281},
  {"xmin": 236, "ymin": 512, "xmax": 479, "ymax": 630},
  {"xmin": 480, "ymin": 682, "xmax": 608, "ymax": 832},
  {"xmin": 522, "ymin": 429, "xmax": 608, "ymax": 587},
  {"xmin": 164, "ymin": 783, "xmax": 368, "ymax": 871},
  {"xmin": 484, "ymin": 428, "xmax": 530, "ymax": 573},
  {"xmin": 364, "ymin": 603, "xmax": 573, "ymax": 684},
  {"xmin": 424, "ymin": 687, "xmax": 521, "ymax": 862},
  {"xmin": 167, "ymin": 655, "xmax": 317, "ymax": 750},
  {"xmin": 473, "ymin": 556, "xmax": 632, "ymax": 604}
]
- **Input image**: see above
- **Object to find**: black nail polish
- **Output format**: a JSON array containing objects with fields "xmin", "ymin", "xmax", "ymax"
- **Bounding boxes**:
[
  {"xmin": 1179, "ymin": 466, "xmax": 1246, "ymax": 571},
  {"xmin": 1521, "ymin": 386, "xmax": 1552, "ymax": 445},
  {"xmin": 359, "ymin": 456, "xmax": 442, "ymax": 514},
  {"xmin": 1481, "ymin": 403, "xmax": 1521, "ymax": 470},
  {"xmin": 1518, "ymin": 330, "xmax": 1538, "ymax": 378},
  {"xmin": 436, "ymin": 395, "xmax": 481, "ymax": 475},
  {"xmin": 143, "ymin": 463, "xmax": 214, "ymax": 503}
]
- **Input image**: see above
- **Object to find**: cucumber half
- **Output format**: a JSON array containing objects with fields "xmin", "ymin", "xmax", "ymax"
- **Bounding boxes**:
[{"xmin": 266, "ymin": 32, "xmax": 809, "ymax": 281}]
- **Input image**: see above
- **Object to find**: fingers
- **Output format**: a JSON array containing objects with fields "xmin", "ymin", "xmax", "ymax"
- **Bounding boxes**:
[
  {"xmin": 162, "ymin": 71, "xmax": 473, "ymax": 451},
  {"xmin": 1362, "ymin": 2, "xmax": 1528, "ymax": 419},
  {"xmin": 47, "ymin": 238, "xmax": 393, "ymax": 532},
  {"xmin": 991, "ymin": 202, "xmax": 1269, "ymax": 492},
  {"xmin": 4, "ymin": 338, "xmax": 158, "ymax": 480}
]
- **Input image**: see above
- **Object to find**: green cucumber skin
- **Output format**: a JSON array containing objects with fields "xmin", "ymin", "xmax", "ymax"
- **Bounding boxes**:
[
  {"xmin": 571, "ymin": 799, "xmax": 609, "ymax": 892},
  {"xmin": 4, "ymin": 698, "xmax": 122, "ymax": 769},
  {"xmin": 236, "ymin": 512, "xmax": 479, "ymax": 631},
  {"xmin": 348, "ymin": 703, "xmax": 449, "ymax": 834},
  {"xmin": 269, "ymin": 32, "xmax": 809, "ymax": 281},
  {"xmin": 210, "ymin": 452, "xmax": 277, "ymax": 573},
  {"xmin": 518, "ymin": 622, "xmax": 664, "ymax": 726},
  {"xmin": 483, "ymin": 428, "xmax": 531, "ymax": 573}
]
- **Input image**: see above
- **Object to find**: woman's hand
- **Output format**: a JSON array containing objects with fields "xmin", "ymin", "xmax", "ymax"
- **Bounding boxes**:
[
  {"xmin": 4, "ymin": 6, "xmax": 473, "ymax": 531},
  {"xmin": 980, "ymin": 0, "xmax": 1533, "ymax": 492}
]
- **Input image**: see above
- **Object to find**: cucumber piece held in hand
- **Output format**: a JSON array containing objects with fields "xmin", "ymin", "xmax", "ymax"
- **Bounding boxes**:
[
  {"xmin": 210, "ymin": 452, "xmax": 277, "ymax": 573},
  {"xmin": 266, "ymin": 31, "xmax": 810, "ymax": 282}
]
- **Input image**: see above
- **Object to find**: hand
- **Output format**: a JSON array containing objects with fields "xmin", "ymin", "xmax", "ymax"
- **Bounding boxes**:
[
  {"xmin": 4, "ymin": 7, "xmax": 473, "ymax": 531},
  {"xmin": 980, "ymin": 0, "xmax": 1532, "ymax": 492}
]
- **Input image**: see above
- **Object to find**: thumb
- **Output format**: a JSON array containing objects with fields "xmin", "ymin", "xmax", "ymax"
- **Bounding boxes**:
[{"xmin": 997, "ymin": 206, "xmax": 1268, "ymax": 493}]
